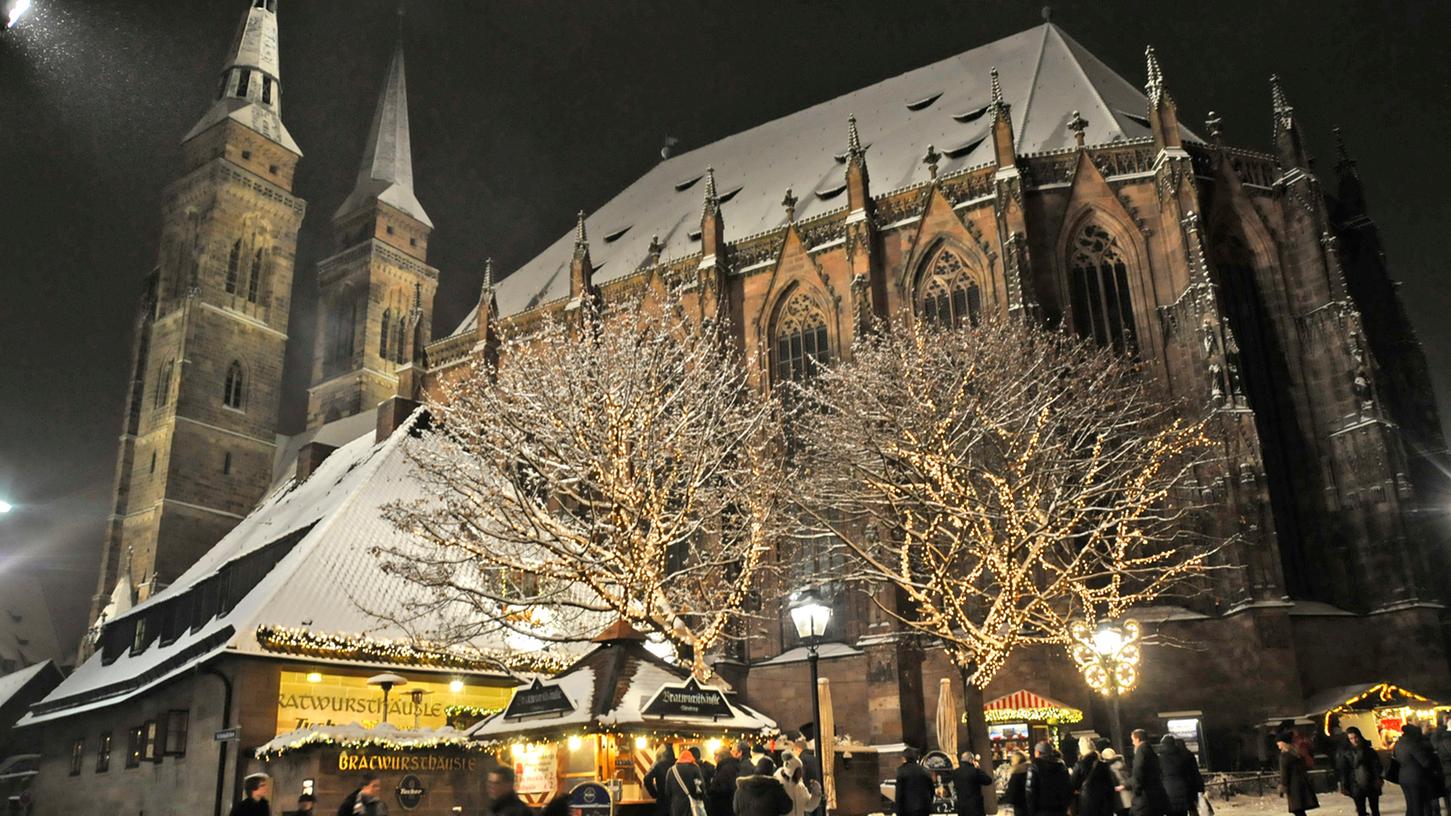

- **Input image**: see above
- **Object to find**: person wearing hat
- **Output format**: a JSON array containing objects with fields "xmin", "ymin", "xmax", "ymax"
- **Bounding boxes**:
[
  {"xmin": 1335, "ymin": 726, "xmax": 1383, "ymax": 816},
  {"xmin": 231, "ymin": 773, "xmax": 272, "ymax": 816},
  {"xmin": 1276, "ymin": 731, "xmax": 1319, "ymax": 816}
]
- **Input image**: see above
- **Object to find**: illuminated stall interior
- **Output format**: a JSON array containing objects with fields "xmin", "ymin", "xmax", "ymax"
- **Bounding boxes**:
[
  {"xmin": 982, "ymin": 690, "xmax": 1084, "ymax": 762},
  {"xmin": 1308, "ymin": 683, "xmax": 1449, "ymax": 748}
]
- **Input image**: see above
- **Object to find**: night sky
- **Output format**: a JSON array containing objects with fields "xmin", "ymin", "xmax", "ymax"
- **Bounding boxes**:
[{"xmin": 2, "ymin": 0, "xmax": 1448, "ymax": 650}]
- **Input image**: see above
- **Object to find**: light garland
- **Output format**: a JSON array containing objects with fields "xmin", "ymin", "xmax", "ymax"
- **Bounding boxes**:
[
  {"xmin": 255, "ymin": 625, "xmax": 573, "ymax": 674},
  {"xmin": 1318, "ymin": 682, "xmax": 1451, "ymax": 736},
  {"xmin": 445, "ymin": 704, "xmax": 503, "ymax": 720},
  {"xmin": 255, "ymin": 728, "xmax": 502, "ymax": 761},
  {"xmin": 981, "ymin": 706, "xmax": 1084, "ymax": 725}
]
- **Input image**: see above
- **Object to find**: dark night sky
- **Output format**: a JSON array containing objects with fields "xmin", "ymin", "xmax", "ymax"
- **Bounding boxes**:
[{"xmin": 2, "ymin": 0, "xmax": 1449, "ymax": 649}]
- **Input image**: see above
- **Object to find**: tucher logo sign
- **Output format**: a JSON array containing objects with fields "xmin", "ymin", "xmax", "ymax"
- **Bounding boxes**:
[
  {"xmin": 640, "ymin": 678, "xmax": 733, "ymax": 720},
  {"xmin": 397, "ymin": 774, "xmax": 426, "ymax": 810}
]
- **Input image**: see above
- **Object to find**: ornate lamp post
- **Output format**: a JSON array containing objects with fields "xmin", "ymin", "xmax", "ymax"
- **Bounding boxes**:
[
  {"xmin": 789, "ymin": 592, "xmax": 833, "ymax": 816},
  {"xmin": 1068, "ymin": 619, "xmax": 1142, "ymax": 758}
]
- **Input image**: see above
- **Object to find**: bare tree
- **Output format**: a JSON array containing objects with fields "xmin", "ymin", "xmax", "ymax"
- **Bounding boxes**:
[
  {"xmin": 791, "ymin": 315, "xmax": 1221, "ymax": 752},
  {"xmin": 379, "ymin": 293, "xmax": 791, "ymax": 679}
]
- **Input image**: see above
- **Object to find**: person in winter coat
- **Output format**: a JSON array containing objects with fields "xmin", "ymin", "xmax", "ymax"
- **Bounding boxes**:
[
  {"xmin": 710, "ymin": 744, "xmax": 746, "ymax": 816},
  {"xmin": 1433, "ymin": 719, "xmax": 1451, "ymax": 816},
  {"xmin": 1101, "ymin": 747, "xmax": 1133, "ymax": 816},
  {"xmin": 1005, "ymin": 751, "xmax": 1031, "ymax": 816},
  {"xmin": 1025, "ymin": 741, "xmax": 1073, "ymax": 816},
  {"xmin": 231, "ymin": 773, "xmax": 272, "ymax": 816},
  {"xmin": 1071, "ymin": 738, "xmax": 1118, "ymax": 816},
  {"xmin": 791, "ymin": 737, "xmax": 823, "ymax": 788},
  {"xmin": 896, "ymin": 748, "xmax": 937, "ymax": 816},
  {"xmin": 646, "ymin": 746, "xmax": 681, "ymax": 816},
  {"xmin": 660, "ymin": 749, "xmax": 709, "ymax": 816},
  {"xmin": 955, "ymin": 752, "xmax": 994, "ymax": 816},
  {"xmin": 1158, "ymin": 735, "xmax": 1203, "ymax": 816},
  {"xmin": 775, "ymin": 752, "xmax": 824, "ymax": 816},
  {"xmin": 338, "ymin": 772, "xmax": 388, "ymax": 816},
  {"xmin": 735, "ymin": 757, "xmax": 792, "ymax": 816},
  {"xmin": 486, "ymin": 767, "xmax": 535, "ymax": 816},
  {"xmin": 1336, "ymin": 726, "xmax": 1383, "ymax": 816},
  {"xmin": 1276, "ymin": 731, "xmax": 1319, "ymax": 816},
  {"xmin": 1130, "ymin": 730, "xmax": 1170, "ymax": 816},
  {"xmin": 1393, "ymin": 724, "xmax": 1439, "ymax": 816},
  {"xmin": 692, "ymin": 746, "xmax": 716, "ymax": 787}
]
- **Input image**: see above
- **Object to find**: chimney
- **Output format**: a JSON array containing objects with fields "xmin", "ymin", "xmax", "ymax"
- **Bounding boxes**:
[
  {"xmin": 375, "ymin": 395, "xmax": 420, "ymax": 443},
  {"xmin": 295, "ymin": 441, "xmax": 337, "ymax": 483}
]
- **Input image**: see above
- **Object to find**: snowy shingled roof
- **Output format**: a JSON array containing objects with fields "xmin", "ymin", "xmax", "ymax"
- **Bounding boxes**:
[
  {"xmin": 452, "ymin": 22, "xmax": 1196, "ymax": 329},
  {"xmin": 0, "ymin": 661, "xmax": 58, "ymax": 712},
  {"xmin": 24, "ymin": 411, "xmax": 580, "ymax": 726}
]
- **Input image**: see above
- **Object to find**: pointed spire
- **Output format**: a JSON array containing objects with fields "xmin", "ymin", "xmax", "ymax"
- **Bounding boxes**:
[
  {"xmin": 1143, "ymin": 45, "xmax": 1181, "ymax": 151},
  {"xmin": 336, "ymin": 31, "xmax": 431, "ymax": 226},
  {"xmin": 1333, "ymin": 127, "xmax": 1355, "ymax": 169},
  {"xmin": 1144, "ymin": 45, "xmax": 1164, "ymax": 104},
  {"xmin": 480, "ymin": 257, "xmax": 495, "ymax": 297},
  {"xmin": 1270, "ymin": 74, "xmax": 1291, "ymax": 118},
  {"xmin": 986, "ymin": 66, "xmax": 1017, "ymax": 168},
  {"xmin": 990, "ymin": 66, "xmax": 1005, "ymax": 109},
  {"xmin": 1270, "ymin": 74, "xmax": 1310, "ymax": 169},
  {"xmin": 847, "ymin": 114, "xmax": 866, "ymax": 161},
  {"xmin": 573, "ymin": 210, "xmax": 590, "ymax": 257},
  {"xmin": 702, "ymin": 166, "xmax": 720, "ymax": 217},
  {"xmin": 184, "ymin": 0, "xmax": 300, "ymax": 154}
]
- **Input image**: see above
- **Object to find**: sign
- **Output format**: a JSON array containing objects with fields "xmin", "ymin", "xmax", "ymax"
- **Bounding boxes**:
[
  {"xmin": 641, "ymin": 678, "xmax": 733, "ymax": 721},
  {"xmin": 504, "ymin": 679, "xmax": 576, "ymax": 721},
  {"xmin": 214, "ymin": 727, "xmax": 241, "ymax": 742},
  {"xmin": 569, "ymin": 781, "xmax": 613, "ymax": 816},
  {"xmin": 275, "ymin": 670, "xmax": 511, "ymax": 736},
  {"xmin": 922, "ymin": 750, "xmax": 952, "ymax": 773},
  {"xmin": 516, "ymin": 743, "xmax": 559, "ymax": 796},
  {"xmin": 397, "ymin": 774, "xmax": 426, "ymax": 811},
  {"xmin": 337, "ymin": 751, "xmax": 479, "ymax": 772}
]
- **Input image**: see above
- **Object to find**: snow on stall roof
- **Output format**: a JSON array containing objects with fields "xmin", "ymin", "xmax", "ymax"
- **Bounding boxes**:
[
  {"xmin": 451, "ymin": 22, "xmax": 1196, "ymax": 332},
  {"xmin": 469, "ymin": 667, "xmax": 599, "ymax": 738},
  {"xmin": 256, "ymin": 722, "xmax": 477, "ymax": 758}
]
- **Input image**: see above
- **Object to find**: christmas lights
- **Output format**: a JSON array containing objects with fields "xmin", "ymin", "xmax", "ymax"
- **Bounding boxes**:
[
  {"xmin": 982, "ymin": 706, "xmax": 1084, "ymax": 725},
  {"xmin": 254, "ymin": 725, "xmax": 501, "ymax": 760},
  {"xmin": 255, "ymin": 625, "xmax": 572, "ymax": 674}
]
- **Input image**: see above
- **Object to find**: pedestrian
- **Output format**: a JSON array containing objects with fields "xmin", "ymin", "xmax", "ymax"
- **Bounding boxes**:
[
  {"xmin": 1005, "ymin": 750, "xmax": 1031, "ymax": 816},
  {"xmin": 1336, "ymin": 726, "xmax": 1383, "ymax": 816},
  {"xmin": 1026, "ymin": 740, "xmax": 1073, "ymax": 816},
  {"xmin": 1060, "ymin": 735, "xmax": 1081, "ymax": 768},
  {"xmin": 1393, "ymin": 724, "xmax": 1439, "ymax": 816},
  {"xmin": 231, "ymin": 773, "xmax": 272, "ymax": 816},
  {"xmin": 646, "ymin": 745, "xmax": 681, "ymax": 816},
  {"xmin": 775, "ymin": 752, "xmax": 824, "ymax": 816},
  {"xmin": 1434, "ymin": 718, "xmax": 1451, "ymax": 816},
  {"xmin": 735, "ymin": 756, "xmax": 792, "ymax": 816},
  {"xmin": 955, "ymin": 752, "xmax": 994, "ymax": 816},
  {"xmin": 1276, "ymin": 731, "xmax": 1319, "ymax": 816},
  {"xmin": 792, "ymin": 735, "xmax": 822, "ymax": 788},
  {"xmin": 1130, "ymin": 729, "xmax": 1170, "ymax": 816},
  {"xmin": 1100, "ymin": 745, "xmax": 1133, "ymax": 816},
  {"xmin": 709, "ymin": 742, "xmax": 746, "ymax": 816},
  {"xmin": 661, "ymin": 747, "xmax": 709, "ymax": 816},
  {"xmin": 337, "ymin": 772, "xmax": 387, "ymax": 816},
  {"xmin": 485, "ymin": 767, "xmax": 534, "ymax": 816},
  {"xmin": 283, "ymin": 793, "xmax": 316, "ymax": 815},
  {"xmin": 692, "ymin": 746, "xmax": 717, "ymax": 789},
  {"xmin": 1159, "ymin": 735, "xmax": 1202, "ymax": 816},
  {"xmin": 1072, "ymin": 737, "xmax": 1117, "ymax": 816},
  {"xmin": 896, "ymin": 748, "xmax": 937, "ymax": 816}
]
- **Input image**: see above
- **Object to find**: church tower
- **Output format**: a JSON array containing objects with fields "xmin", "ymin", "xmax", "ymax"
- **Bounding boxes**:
[
  {"xmin": 306, "ymin": 31, "xmax": 437, "ymax": 427},
  {"xmin": 86, "ymin": 0, "xmax": 306, "ymax": 641}
]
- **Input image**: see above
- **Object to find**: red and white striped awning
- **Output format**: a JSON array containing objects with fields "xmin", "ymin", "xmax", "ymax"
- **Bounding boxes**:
[{"xmin": 983, "ymin": 689, "xmax": 1083, "ymax": 724}]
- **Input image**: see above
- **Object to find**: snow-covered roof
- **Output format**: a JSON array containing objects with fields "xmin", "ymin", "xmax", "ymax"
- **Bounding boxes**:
[
  {"xmin": 24, "ymin": 411, "xmax": 580, "ymax": 726},
  {"xmin": 752, "ymin": 642, "xmax": 863, "ymax": 667},
  {"xmin": 271, "ymin": 410, "xmax": 378, "ymax": 486},
  {"xmin": 0, "ymin": 661, "xmax": 57, "ymax": 711},
  {"xmin": 452, "ymin": 22, "xmax": 1196, "ymax": 330},
  {"xmin": 256, "ymin": 722, "xmax": 483, "ymax": 759}
]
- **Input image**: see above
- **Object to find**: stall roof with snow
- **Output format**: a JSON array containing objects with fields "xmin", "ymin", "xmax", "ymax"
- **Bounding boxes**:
[
  {"xmin": 469, "ymin": 622, "xmax": 777, "ymax": 740},
  {"xmin": 983, "ymin": 689, "xmax": 1084, "ymax": 725}
]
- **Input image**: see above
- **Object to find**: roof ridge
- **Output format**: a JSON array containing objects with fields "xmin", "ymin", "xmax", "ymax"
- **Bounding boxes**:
[
  {"xmin": 1014, "ymin": 22, "xmax": 1053, "ymax": 152},
  {"xmin": 1045, "ymin": 23, "xmax": 1124, "ymax": 145}
]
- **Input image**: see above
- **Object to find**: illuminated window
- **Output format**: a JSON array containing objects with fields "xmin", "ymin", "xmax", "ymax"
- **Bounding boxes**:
[
  {"xmin": 772, "ymin": 294, "xmax": 830, "ymax": 384},
  {"xmin": 125, "ymin": 727, "xmax": 143, "ymax": 768},
  {"xmin": 96, "ymin": 732, "xmax": 112, "ymax": 773},
  {"xmin": 1069, "ymin": 224, "xmax": 1137, "ymax": 355},
  {"xmin": 142, "ymin": 720, "xmax": 159, "ymax": 763},
  {"xmin": 69, "ymin": 739, "xmax": 83, "ymax": 776},
  {"xmin": 917, "ymin": 250, "xmax": 982, "ymax": 327}
]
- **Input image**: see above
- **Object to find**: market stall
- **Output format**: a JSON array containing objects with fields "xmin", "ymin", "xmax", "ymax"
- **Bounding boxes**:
[
  {"xmin": 982, "ymin": 690, "xmax": 1084, "ymax": 763},
  {"xmin": 468, "ymin": 621, "xmax": 778, "ymax": 813},
  {"xmin": 1305, "ymin": 682, "xmax": 1450, "ymax": 749}
]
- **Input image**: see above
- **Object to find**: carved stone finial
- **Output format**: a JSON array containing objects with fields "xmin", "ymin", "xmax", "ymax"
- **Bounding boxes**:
[
  {"xmin": 1270, "ymin": 74, "xmax": 1290, "ymax": 115},
  {"xmin": 990, "ymin": 66, "xmax": 1004, "ymax": 106},
  {"xmin": 922, "ymin": 144, "xmax": 942, "ymax": 179},
  {"xmin": 782, "ymin": 187, "xmax": 798, "ymax": 221},
  {"xmin": 1205, "ymin": 111, "xmax": 1223, "ymax": 145},
  {"xmin": 847, "ymin": 114, "xmax": 864, "ymax": 157},
  {"xmin": 1145, "ymin": 45, "xmax": 1164, "ymax": 102},
  {"xmin": 575, "ymin": 210, "xmax": 588, "ymax": 245},
  {"xmin": 1067, "ymin": 110, "xmax": 1089, "ymax": 146}
]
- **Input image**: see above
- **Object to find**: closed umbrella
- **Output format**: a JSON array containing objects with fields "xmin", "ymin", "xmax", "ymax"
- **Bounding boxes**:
[
  {"xmin": 819, "ymin": 677, "xmax": 836, "ymax": 812},
  {"xmin": 936, "ymin": 677, "xmax": 959, "ymax": 760}
]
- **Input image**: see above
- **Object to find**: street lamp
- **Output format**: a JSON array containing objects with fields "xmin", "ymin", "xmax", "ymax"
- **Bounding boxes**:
[
  {"xmin": 4, "ymin": 0, "xmax": 31, "ymax": 29},
  {"xmin": 789, "ymin": 591, "xmax": 832, "ymax": 816},
  {"xmin": 1068, "ymin": 618, "xmax": 1142, "ymax": 759},
  {"xmin": 0, "ymin": 500, "xmax": 11, "ymax": 514}
]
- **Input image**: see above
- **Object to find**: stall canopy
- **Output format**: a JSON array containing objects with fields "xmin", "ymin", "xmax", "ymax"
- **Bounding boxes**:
[
  {"xmin": 469, "ymin": 622, "xmax": 777, "ymax": 741},
  {"xmin": 1296, "ymin": 682, "xmax": 1449, "ymax": 736},
  {"xmin": 983, "ymin": 690, "xmax": 1084, "ymax": 725}
]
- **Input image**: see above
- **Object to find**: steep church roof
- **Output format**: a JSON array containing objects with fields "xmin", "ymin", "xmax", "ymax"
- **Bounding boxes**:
[
  {"xmin": 184, "ymin": 0, "xmax": 302, "ymax": 155},
  {"xmin": 335, "ymin": 38, "xmax": 432, "ymax": 227},
  {"xmin": 452, "ymin": 22, "xmax": 1198, "ymax": 330}
]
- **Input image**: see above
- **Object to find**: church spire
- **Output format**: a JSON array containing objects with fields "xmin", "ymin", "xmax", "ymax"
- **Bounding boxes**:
[
  {"xmin": 184, "ymin": 0, "xmax": 300, "ymax": 155},
  {"xmin": 1144, "ymin": 45, "xmax": 1182, "ymax": 151},
  {"xmin": 1270, "ymin": 74, "xmax": 1311, "ymax": 170},
  {"xmin": 336, "ymin": 29, "xmax": 432, "ymax": 227}
]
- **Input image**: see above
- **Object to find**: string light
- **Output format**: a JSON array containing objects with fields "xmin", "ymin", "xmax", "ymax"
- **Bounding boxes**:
[
  {"xmin": 981, "ymin": 706, "xmax": 1084, "ymax": 725},
  {"xmin": 254, "ymin": 726, "xmax": 499, "ymax": 761},
  {"xmin": 255, "ymin": 625, "xmax": 572, "ymax": 674}
]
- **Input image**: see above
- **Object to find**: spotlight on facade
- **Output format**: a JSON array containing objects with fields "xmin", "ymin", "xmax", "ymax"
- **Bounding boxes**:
[
  {"xmin": 449, "ymin": 678, "xmax": 464, "ymax": 694},
  {"xmin": 306, "ymin": 672, "xmax": 323, "ymax": 683},
  {"xmin": 5, "ymin": 0, "xmax": 31, "ymax": 29},
  {"xmin": 567, "ymin": 735, "xmax": 582, "ymax": 751}
]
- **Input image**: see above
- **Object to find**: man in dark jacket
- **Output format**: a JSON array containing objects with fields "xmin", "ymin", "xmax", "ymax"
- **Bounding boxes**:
[
  {"xmin": 1434, "ymin": 719, "xmax": 1451, "ymax": 816},
  {"xmin": 954, "ymin": 753, "xmax": 994, "ymax": 816},
  {"xmin": 1336, "ymin": 726, "xmax": 1383, "ymax": 816},
  {"xmin": 710, "ymin": 744, "xmax": 745, "ymax": 816},
  {"xmin": 895, "ymin": 749, "xmax": 937, "ymax": 816},
  {"xmin": 337, "ymin": 773, "xmax": 386, "ymax": 816},
  {"xmin": 231, "ymin": 773, "xmax": 272, "ymax": 816},
  {"xmin": 1130, "ymin": 730, "xmax": 1170, "ymax": 816},
  {"xmin": 1393, "ymin": 724, "xmax": 1439, "ymax": 816},
  {"xmin": 735, "ymin": 757, "xmax": 792, "ymax": 816},
  {"xmin": 486, "ymin": 767, "xmax": 535, "ymax": 816},
  {"xmin": 660, "ymin": 749, "xmax": 709, "ymax": 816},
  {"xmin": 1158, "ymin": 735, "xmax": 1202, "ymax": 816},
  {"xmin": 646, "ymin": 746, "xmax": 681, "ymax": 816},
  {"xmin": 792, "ymin": 736, "xmax": 822, "ymax": 788},
  {"xmin": 1025, "ymin": 741, "xmax": 1073, "ymax": 816}
]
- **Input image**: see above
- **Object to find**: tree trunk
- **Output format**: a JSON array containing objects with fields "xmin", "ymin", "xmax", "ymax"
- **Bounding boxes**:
[{"xmin": 960, "ymin": 664, "xmax": 999, "ymax": 815}]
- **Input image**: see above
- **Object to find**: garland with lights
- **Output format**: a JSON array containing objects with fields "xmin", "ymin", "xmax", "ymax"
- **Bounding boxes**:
[
  {"xmin": 445, "ymin": 704, "xmax": 504, "ymax": 720},
  {"xmin": 1319, "ymin": 682, "xmax": 1451, "ymax": 736},
  {"xmin": 981, "ymin": 706, "xmax": 1084, "ymax": 725},
  {"xmin": 255, "ymin": 727, "xmax": 502, "ymax": 761},
  {"xmin": 255, "ymin": 625, "xmax": 573, "ymax": 674}
]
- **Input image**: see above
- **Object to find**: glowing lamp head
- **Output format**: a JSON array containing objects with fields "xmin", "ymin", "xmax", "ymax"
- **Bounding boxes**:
[
  {"xmin": 0, "ymin": 500, "xmax": 12, "ymax": 513},
  {"xmin": 706, "ymin": 738, "xmax": 722, "ymax": 756},
  {"xmin": 511, "ymin": 742, "xmax": 525, "ymax": 758},
  {"xmin": 305, "ymin": 671, "xmax": 323, "ymax": 683},
  {"xmin": 789, "ymin": 592, "xmax": 833, "ymax": 641},
  {"xmin": 5, "ymin": 0, "xmax": 31, "ymax": 28},
  {"xmin": 449, "ymin": 679, "xmax": 465, "ymax": 694},
  {"xmin": 1091, "ymin": 626, "xmax": 1125, "ymax": 657},
  {"xmin": 567, "ymin": 735, "xmax": 582, "ymax": 751},
  {"xmin": 634, "ymin": 736, "xmax": 648, "ymax": 749}
]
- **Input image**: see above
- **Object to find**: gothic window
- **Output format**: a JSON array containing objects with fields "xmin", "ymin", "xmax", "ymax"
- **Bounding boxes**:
[
  {"xmin": 154, "ymin": 360, "xmax": 173, "ymax": 408},
  {"xmin": 1068, "ymin": 224, "xmax": 1138, "ymax": 355},
  {"xmin": 772, "ymin": 293, "xmax": 830, "ymax": 384},
  {"xmin": 235, "ymin": 69, "xmax": 251, "ymax": 99},
  {"xmin": 325, "ymin": 297, "xmax": 356, "ymax": 374},
  {"xmin": 261, "ymin": 77, "xmax": 272, "ymax": 105},
  {"xmin": 380, "ymin": 309, "xmax": 392, "ymax": 360},
  {"xmin": 917, "ymin": 249, "xmax": 982, "ymax": 327},
  {"xmin": 247, "ymin": 248, "xmax": 264, "ymax": 303},
  {"xmin": 223, "ymin": 361, "xmax": 245, "ymax": 410},
  {"xmin": 394, "ymin": 319, "xmax": 407, "ymax": 364},
  {"xmin": 224, "ymin": 240, "xmax": 241, "ymax": 294}
]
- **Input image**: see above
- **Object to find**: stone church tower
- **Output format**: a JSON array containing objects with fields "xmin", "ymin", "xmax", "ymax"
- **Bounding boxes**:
[
  {"xmin": 86, "ymin": 0, "xmax": 306, "ymax": 643},
  {"xmin": 306, "ymin": 35, "xmax": 437, "ymax": 428}
]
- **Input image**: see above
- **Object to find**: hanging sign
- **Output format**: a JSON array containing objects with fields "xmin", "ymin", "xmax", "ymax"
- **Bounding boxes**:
[
  {"xmin": 516, "ymin": 743, "xmax": 559, "ymax": 796},
  {"xmin": 569, "ymin": 781, "xmax": 613, "ymax": 816},
  {"xmin": 397, "ymin": 774, "xmax": 426, "ymax": 810},
  {"xmin": 504, "ymin": 679, "xmax": 576, "ymax": 720},
  {"xmin": 641, "ymin": 678, "xmax": 734, "ymax": 720}
]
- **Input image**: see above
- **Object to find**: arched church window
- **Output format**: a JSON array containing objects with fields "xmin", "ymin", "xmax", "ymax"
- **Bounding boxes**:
[
  {"xmin": 261, "ymin": 77, "xmax": 272, "ymax": 106},
  {"xmin": 247, "ymin": 248, "xmax": 264, "ymax": 303},
  {"xmin": 394, "ymin": 319, "xmax": 408, "ymax": 364},
  {"xmin": 223, "ymin": 361, "xmax": 245, "ymax": 410},
  {"xmin": 918, "ymin": 249, "xmax": 982, "ymax": 327},
  {"xmin": 225, "ymin": 241, "xmax": 241, "ymax": 294},
  {"xmin": 380, "ymin": 309, "xmax": 392, "ymax": 360},
  {"xmin": 154, "ymin": 360, "xmax": 173, "ymax": 408},
  {"xmin": 1068, "ymin": 224, "xmax": 1137, "ymax": 355},
  {"xmin": 772, "ymin": 293, "xmax": 830, "ymax": 384}
]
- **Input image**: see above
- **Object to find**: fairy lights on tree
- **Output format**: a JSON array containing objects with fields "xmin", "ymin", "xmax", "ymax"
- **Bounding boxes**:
[{"xmin": 379, "ymin": 290, "xmax": 791, "ymax": 680}]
